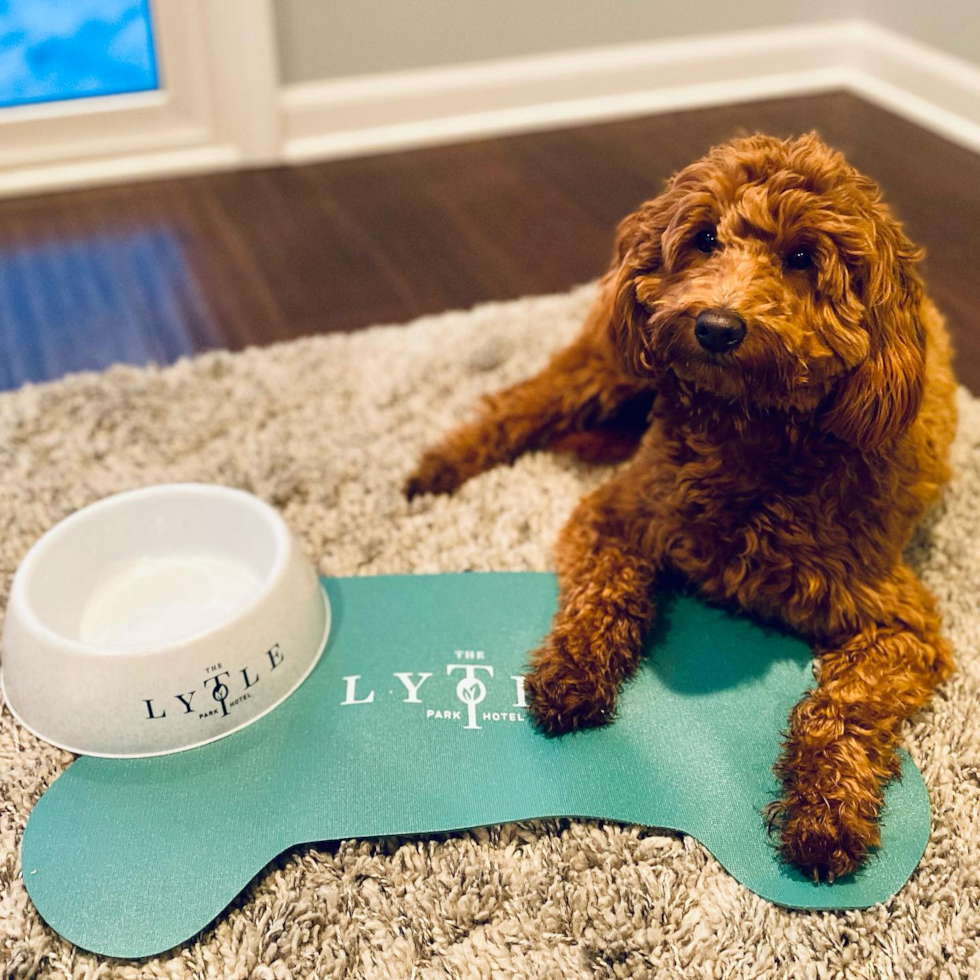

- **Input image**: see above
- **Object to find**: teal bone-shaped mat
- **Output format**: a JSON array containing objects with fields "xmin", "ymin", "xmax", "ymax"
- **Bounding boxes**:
[{"xmin": 22, "ymin": 573, "xmax": 929, "ymax": 958}]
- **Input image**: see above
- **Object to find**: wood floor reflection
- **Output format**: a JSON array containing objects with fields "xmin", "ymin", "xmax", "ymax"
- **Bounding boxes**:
[{"xmin": 0, "ymin": 90, "xmax": 977, "ymax": 392}]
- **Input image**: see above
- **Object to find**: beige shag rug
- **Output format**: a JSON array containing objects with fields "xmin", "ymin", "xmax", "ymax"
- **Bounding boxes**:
[{"xmin": 1, "ymin": 285, "xmax": 979, "ymax": 979}]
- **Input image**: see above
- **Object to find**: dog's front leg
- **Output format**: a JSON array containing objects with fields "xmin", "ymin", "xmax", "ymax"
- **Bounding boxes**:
[
  {"xmin": 404, "ymin": 287, "xmax": 649, "ymax": 499},
  {"xmin": 525, "ymin": 468, "xmax": 660, "ymax": 734},
  {"xmin": 770, "ymin": 567, "xmax": 954, "ymax": 880}
]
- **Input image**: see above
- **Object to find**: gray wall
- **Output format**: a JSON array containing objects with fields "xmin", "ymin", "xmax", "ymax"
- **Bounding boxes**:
[
  {"xmin": 863, "ymin": 0, "xmax": 980, "ymax": 66},
  {"xmin": 275, "ymin": 0, "xmax": 853, "ymax": 84}
]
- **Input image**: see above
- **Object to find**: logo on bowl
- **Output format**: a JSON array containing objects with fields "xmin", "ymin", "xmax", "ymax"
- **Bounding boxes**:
[{"xmin": 142, "ymin": 643, "xmax": 284, "ymax": 722}]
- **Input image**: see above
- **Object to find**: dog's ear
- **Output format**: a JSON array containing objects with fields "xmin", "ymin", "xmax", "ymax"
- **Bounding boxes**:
[
  {"xmin": 606, "ymin": 192, "xmax": 676, "ymax": 376},
  {"xmin": 820, "ymin": 206, "xmax": 926, "ymax": 451}
]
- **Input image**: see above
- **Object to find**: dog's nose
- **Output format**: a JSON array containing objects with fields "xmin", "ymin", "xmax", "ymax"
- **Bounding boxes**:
[{"xmin": 694, "ymin": 308, "xmax": 746, "ymax": 353}]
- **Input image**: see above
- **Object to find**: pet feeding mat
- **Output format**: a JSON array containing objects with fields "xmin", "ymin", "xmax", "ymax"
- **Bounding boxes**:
[{"xmin": 21, "ymin": 572, "xmax": 930, "ymax": 958}]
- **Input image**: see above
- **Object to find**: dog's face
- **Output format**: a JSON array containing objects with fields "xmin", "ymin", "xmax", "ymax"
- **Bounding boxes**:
[{"xmin": 612, "ymin": 133, "xmax": 925, "ymax": 449}]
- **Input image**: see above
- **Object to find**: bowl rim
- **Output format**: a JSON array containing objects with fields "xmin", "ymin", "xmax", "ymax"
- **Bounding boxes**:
[{"xmin": 8, "ymin": 482, "xmax": 293, "ymax": 660}]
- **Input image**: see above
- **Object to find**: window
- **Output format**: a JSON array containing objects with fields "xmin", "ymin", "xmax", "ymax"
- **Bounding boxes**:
[
  {"xmin": 0, "ymin": 0, "xmax": 158, "ymax": 109},
  {"xmin": 0, "ymin": 0, "xmax": 279, "ymax": 195}
]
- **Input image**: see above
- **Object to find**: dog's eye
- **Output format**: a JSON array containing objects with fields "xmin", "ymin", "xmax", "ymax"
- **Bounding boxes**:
[
  {"xmin": 786, "ymin": 248, "xmax": 813, "ymax": 270},
  {"xmin": 695, "ymin": 229, "xmax": 717, "ymax": 253}
]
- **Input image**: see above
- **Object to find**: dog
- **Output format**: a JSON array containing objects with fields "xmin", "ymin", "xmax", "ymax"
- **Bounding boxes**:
[{"xmin": 404, "ymin": 133, "xmax": 957, "ymax": 881}]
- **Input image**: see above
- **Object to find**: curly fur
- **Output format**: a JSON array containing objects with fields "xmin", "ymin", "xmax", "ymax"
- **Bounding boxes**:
[{"xmin": 405, "ymin": 133, "xmax": 957, "ymax": 881}]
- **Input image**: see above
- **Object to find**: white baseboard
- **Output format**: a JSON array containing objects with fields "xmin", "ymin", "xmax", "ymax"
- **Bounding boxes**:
[
  {"xmin": 280, "ymin": 19, "xmax": 980, "ymax": 164},
  {"xmin": 0, "ymin": 144, "xmax": 243, "ymax": 198},
  {"xmin": 280, "ymin": 67, "xmax": 849, "ymax": 163},
  {"xmin": 846, "ymin": 22, "xmax": 980, "ymax": 153}
]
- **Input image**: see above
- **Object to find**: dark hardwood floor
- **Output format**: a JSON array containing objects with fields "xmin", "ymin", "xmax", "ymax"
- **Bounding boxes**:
[{"xmin": 1, "ymin": 90, "xmax": 978, "ymax": 391}]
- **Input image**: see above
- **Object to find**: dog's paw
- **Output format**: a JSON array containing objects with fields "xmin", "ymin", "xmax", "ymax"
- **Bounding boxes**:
[
  {"xmin": 769, "ymin": 694, "xmax": 891, "ymax": 880},
  {"xmin": 525, "ymin": 635, "xmax": 618, "ymax": 735},
  {"xmin": 767, "ymin": 738, "xmax": 884, "ymax": 881},
  {"xmin": 403, "ymin": 450, "xmax": 466, "ymax": 500},
  {"xmin": 767, "ymin": 791, "xmax": 880, "ymax": 882}
]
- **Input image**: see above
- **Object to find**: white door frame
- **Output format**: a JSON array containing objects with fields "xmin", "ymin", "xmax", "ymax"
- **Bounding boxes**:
[{"xmin": 0, "ymin": 0, "xmax": 280, "ymax": 196}]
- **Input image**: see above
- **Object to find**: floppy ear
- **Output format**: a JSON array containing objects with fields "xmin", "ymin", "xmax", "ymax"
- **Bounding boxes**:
[
  {"xmin": 606, "ymin": 191, "xmax": 677, "ymax": 377},
  {"xmin": 820, "ymin": 212, "xmax": 926, "ymax": 451}
]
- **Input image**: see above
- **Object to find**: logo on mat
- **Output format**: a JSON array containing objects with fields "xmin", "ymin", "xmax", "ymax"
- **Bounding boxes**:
[{"xmin": 340, "ymin": 650, "xmax": 527, "ymax": 730}]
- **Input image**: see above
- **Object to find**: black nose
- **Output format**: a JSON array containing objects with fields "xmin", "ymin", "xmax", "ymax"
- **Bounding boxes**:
[{"xmin": 694, "ymin": 308, "xmax": 746, "ymax": 353}]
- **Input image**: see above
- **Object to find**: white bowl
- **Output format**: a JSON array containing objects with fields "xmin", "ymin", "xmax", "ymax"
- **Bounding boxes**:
[{"xmin": 0, "ymin": 484, "xmax": 329, "ymax": 758}]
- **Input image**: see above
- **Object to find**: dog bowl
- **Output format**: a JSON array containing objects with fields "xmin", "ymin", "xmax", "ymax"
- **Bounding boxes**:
[{"xmin": 0, "ymin": 484, "xmax": 329, "ymax": 758}]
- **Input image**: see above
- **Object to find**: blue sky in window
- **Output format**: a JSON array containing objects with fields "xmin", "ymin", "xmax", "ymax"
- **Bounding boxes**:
[{"xmin": 0, "ymin": 0, "xmax": 158, "ymax": 109}]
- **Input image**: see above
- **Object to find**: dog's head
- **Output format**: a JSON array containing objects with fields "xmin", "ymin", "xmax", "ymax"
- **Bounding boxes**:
[{"xmin": 610, "ymin": 133, "xmax": 925, "ymax": 450}]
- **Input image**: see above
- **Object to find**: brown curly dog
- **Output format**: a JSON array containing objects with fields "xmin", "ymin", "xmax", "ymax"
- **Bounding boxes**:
[{"xmin": 405, "ymin": 132, "xmax": 957, "ymax": 881}]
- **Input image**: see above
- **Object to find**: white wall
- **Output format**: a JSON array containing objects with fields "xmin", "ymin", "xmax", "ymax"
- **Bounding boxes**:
[{"xmin": 275, "ymin": 0, "xmax": 854, "ymax": 83}]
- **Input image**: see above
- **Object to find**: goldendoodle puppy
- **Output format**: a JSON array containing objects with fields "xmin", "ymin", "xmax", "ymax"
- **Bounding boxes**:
[{"xmin": 405, "ymin": 133, "xmax": 957, "ymax": 880}]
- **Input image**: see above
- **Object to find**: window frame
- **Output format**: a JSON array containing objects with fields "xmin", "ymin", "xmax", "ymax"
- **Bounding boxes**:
[{"xmin": 0, "ymin": 0, "xmax": 280, "ymax": 194}]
